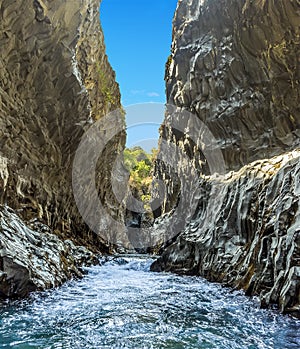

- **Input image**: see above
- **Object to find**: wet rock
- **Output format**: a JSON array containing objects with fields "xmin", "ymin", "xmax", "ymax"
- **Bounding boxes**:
[
  {"xmin": 152, "ymin": 152, "xmax": 300, "ymax": 316},
  {"xmin": 0, "ymin": 206, "xmax": 98, "ymax": 298}
]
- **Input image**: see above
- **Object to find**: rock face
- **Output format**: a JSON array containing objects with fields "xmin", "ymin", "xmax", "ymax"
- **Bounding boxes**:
[
  {"xmin": 0, "ymin": 206, "xmax": 98, "ymax": 298},
  {"xmin": 0, "ymin": 0, "xmax": 125, "ymax": 244},
  {"xmin": 0, "ymin": 0, "xmax": 126, "ymax": 296},
  {"xmin": 152, "ymin": 0, "xmax": 300, "ymax": 316},
  {"xmin": 165, "ymin": 0, "xmax": 300, "ymax": 171}
]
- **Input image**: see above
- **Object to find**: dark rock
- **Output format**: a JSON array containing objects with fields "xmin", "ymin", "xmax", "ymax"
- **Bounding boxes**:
[
  {"xmin": 0, "ymin": 0, "xmax": 128, "ymax": 296},
  {"xmin": 152, "ymin": 0, "xmax": 300, "ymax": 316},
  {"xmin": 0, "ymin": 205, "xmax": 98, "ymax": 298},
  {"xmin": 152, "ymin": 152, "xmax": 300, "ymax": 315},
  {"xmin": 165, "ymin": 0, "xmax": 300, "ymax": 171},
  {"xmin": 0, "ymin": 0, "xmax": 126, "ymax": 251}
]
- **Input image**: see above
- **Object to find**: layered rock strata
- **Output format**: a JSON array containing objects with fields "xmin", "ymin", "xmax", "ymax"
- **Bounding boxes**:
[
  {"xmin": 152, "ymin": 0, "xmax": 300, "ymax": 316},
  {"xmin": 0, "ymin": 0, "xmax": 126, "ymax": 296}
]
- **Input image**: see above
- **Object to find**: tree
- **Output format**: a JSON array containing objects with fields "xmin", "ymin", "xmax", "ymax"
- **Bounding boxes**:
[{"xmin": 123, "ymin": 146, "xmax": 158, "ymax": 205}]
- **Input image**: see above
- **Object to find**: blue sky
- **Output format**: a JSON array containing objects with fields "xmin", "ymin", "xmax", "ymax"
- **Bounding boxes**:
[
  {"xmin": 100, "ymin": 0, "xmax": 177, "ymax": 150},
  {"xmin": 100, "ymin": 0, "xmax": 177, "ymax": 107}
]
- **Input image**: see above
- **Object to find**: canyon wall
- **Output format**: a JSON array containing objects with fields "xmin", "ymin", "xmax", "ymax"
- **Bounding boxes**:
[
  {"xmin": 0, "ymin": 0, "xmax": 126, "ymax": 297},
  {"xmin": 152, "ymin": 0, "xmax": 300, "ymax": 316}
]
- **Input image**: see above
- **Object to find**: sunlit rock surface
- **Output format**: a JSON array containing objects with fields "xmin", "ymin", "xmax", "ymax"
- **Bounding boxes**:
[
  {"xmin": 165, "ymin": 0, "xmax": 300, "ymax": 171},
  {"xmin": 152, "ymin": 0, "xmax": 300, "ymax": 316},
  {"xmin": 0, "ymin": 0, "xmax": 126, "ymax": 296}
]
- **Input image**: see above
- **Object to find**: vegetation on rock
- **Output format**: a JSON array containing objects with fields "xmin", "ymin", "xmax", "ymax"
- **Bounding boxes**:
[{"xmin": 124, "ymin": 146, "xmax": 157, "ymax": 207}]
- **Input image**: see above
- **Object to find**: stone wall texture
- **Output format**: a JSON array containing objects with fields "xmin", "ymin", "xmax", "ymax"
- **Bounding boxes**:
[
  {"xmin": 152, "ymin": 0, "xmax": 300, "ymax": 316},
  {"xmin": 0, "ymin": 0, "xmax": 126, "ymax": 247},
  {"xmin": 0, "ymin": 0, "xmax": 126, "ymax": 297}
]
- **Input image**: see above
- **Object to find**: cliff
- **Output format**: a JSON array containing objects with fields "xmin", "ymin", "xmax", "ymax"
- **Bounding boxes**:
[
  {"xmin": 0, "ymin": 0, "xmax": 126, "ymax": 297},
  {"xmin": 151, "ymin": 0, "xmax": 300, "ymax": 316},
  {"xmin": 165, "ymin": 0, "xmax": 300, "ymax": 171}
]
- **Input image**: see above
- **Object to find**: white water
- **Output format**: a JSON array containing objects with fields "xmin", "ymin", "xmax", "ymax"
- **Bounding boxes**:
[{"xmin": 0, "ymin": 256, "xmax": 299, "ymax": 348}]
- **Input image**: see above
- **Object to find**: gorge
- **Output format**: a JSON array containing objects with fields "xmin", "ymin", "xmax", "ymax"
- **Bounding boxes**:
[{"xmin": 0, "ymin": 0, "xmax": 299, "ymax": 346}]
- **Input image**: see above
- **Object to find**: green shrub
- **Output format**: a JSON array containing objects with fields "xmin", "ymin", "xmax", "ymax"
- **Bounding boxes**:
[
  {"xmin": 96, "ymin": 63, "xmax": 116, "ymax": 105},
  {"xmin": 124, "ymin": 146, "xmax": 157, "ymax": 205}
]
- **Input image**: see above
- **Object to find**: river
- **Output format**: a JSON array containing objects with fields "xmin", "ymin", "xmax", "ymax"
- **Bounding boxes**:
[{"xmin": 0, "ymin": 256, "xmax": 299, "ymax": 348}]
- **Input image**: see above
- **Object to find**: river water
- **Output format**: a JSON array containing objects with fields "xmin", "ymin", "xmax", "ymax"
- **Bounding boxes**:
[{"xmin": 0, "ymin": 256, "xmax": 299, "ymax": 349}]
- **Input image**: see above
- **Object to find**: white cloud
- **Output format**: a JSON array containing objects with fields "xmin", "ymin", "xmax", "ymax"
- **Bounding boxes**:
[
  {"xmin": 129, "ymin": 90, "xmax": 160, "ymax": 98},
  {"xmin": 147, "ymin": 92, "xmax": 160, "ymax": 97}
]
